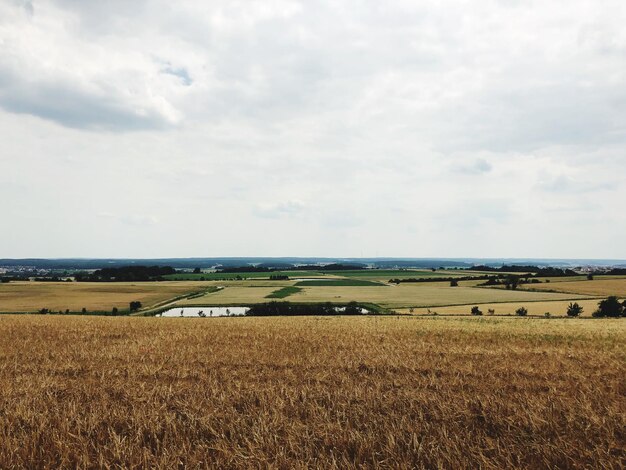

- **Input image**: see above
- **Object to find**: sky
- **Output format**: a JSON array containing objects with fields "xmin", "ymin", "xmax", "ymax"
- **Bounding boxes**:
[{"xmin": 0, "ymin": 0, "xmax": 625, "ymax": 259}]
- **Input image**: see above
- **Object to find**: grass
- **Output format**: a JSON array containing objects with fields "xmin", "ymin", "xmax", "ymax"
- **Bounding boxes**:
[
  {"xmin": 265, "ymin": 286, "xmax": 303, "ymax": 299},
  {"xmin": 327, "ymin": 269, "xmax": 473, "ymax": 280},
  {"xmin": 400, "ymin": 298, "xmax": 612, "ymax": 316},
  {"xmin": 163, "ymin": 270, "xmax": 325, "ymax": 280},
  {"xmin": 295, "ymin": 279, "xmax": 385, "ymax": 287},
  {"xmin": 518, "ymin": 278, "xmax": 626, "ymax": 297},
  {"xmin": 0, "ymin": 315, "xmax": 623, "ymax": 468},
  {"xmin": 0, "ymin": 281, "xmax": 210, "ymax": 313},
  {"xmin": 285, "ymin": 283, "xmax": 593, "ymax": 309}
]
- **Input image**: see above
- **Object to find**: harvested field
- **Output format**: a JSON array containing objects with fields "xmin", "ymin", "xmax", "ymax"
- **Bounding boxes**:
[
  {"xmin": 519, "ymin": 278, "xmax": 626, "ymax": 297},
  {"xmin": 401, "ymin": 298, "xmax": 609, "ymax": 316},
  {"xmin": 177, "ymin": 285, "xmax": 279, "ymax": 305},
  {"xmin": 286, "ymin": 283, "xmax": 592, "ymax": 309},
  {"xmin": 0, "ymin": 315, "xmax": 623, "ymax": 468},
  {"xmin": 0, "ymin": 281, "xmax": 210, "ymax": 313}
]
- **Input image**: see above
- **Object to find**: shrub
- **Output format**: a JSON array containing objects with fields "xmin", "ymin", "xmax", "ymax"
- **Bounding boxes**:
[
  {"xmin": 515, "ymin": 307, "xmax": 528, "ymax": 316},
  {"xmin": 593, "ymin": 296, "xmax": 623, "ymax": 318},
  {"xmin": 129, "ymin": 301, "xmax": 142, "ymax": 312},
  {"xmin": 471, "ymin": 306, "xmax": 482, "ymax": 316},
  {"xmin": 112, "ymin": 307, "xmax": 119, "ymax": 315},
  {"xmin": 450, "ymin": 280, "xmax": 458, "ymax": 287},
  {"xmin": 566, "ymin": 302, "xmax": 583, "ymax": 317},
  {"xmin": 587, "ymin": 274, "xmax": 594, "ymax": 280}
]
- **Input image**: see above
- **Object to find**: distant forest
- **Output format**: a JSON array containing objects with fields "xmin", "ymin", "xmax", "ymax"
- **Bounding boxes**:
[
  {"xmin": 469, "ymin": 265, "xmax": 578, "ymax": 276},
  {"xmin": 75, "ymin": 266, "xmax": 176, "ymax": 282}
]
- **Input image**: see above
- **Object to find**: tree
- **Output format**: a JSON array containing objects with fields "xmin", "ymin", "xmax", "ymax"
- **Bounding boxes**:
[
  {"xmin": 515, "ymin": 306, "xmax": 528, "ymax": 316},
  {"xmin": 344, "ymin": 301, "xmax": 361, "ymax": 315},
  {"xmin": 450, "ymin": 279, "xmax": 458, "ymax": 287},
  {"xmin": 81, "ymin": 307, "xmax": 87, "ymax": 314},
  {"xmin": 471, "ymin": 306, "xmax": 482, "ymax": 316},
  {"xmin": 593, "ymin": 296, "xmax": 623, "ymax": 318},
  {"xmin": 193, "ymin": 267, "xmax": 201, "ymax": 274},
  {"xmin": 112, "ymin": 307, "xmax": 119, "ymax": 315},
  {"xmin": 587, "ymin": 273, "xmax": 594, "ymax": 280},
  {"xmin": 129, "ymin": 301, "xmax": 142, "ymax": 312},
  {"xmin": 508, "ymin": 275, "xmax": 520, "ymax": 290},
  {"xmin": 566, "ymin": 302, "xmax": 583, "ymax": 317}
]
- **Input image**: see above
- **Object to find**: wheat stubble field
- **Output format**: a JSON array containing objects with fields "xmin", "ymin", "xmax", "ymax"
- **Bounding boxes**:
[{"xmin": 0, "ymin": 315, "xmax": 624, "ymax": 468}]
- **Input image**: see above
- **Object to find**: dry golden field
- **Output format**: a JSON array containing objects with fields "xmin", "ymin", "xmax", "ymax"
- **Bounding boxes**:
[
  {"xmin": 518, "ymin": 278, "xmax": 626, "ymax": 297},
  {"xmin": 0, "ymin": 315, "xmax": 623, "ymax": 468},
  {"xmin": 178, "ymin": 282, "xmax": 593, "ymax": 310},
  {"xmin": 0, "ymin": 281, "xmax": 210, "ymax": 313},
  {"xmin": 400, "ymin": 299, "xmax": 611, "ymax": 316}
]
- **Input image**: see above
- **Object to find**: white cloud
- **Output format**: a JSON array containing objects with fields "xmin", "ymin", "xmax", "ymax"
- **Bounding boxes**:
[{"xmin": 0, "ymin": 0, "xmax": 625, "ymax": 258}]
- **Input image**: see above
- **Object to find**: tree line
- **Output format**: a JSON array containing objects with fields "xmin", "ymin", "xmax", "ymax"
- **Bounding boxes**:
[
  {"xmin": 246, "ymin": 301, "xmax": 364, "ymax": 316},
  {"xmin": 75, "ymin": 266, "xmax": 176, "ymax": 282}
]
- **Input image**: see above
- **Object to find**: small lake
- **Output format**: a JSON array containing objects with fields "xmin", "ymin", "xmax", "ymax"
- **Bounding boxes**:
[{"xmin": 159, "ymin": 307, "xmax": 249, "ymax": 317}]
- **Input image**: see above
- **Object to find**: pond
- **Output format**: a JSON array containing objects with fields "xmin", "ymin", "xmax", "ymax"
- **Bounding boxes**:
[
  {"xmin": 159, "ymin": 306, "xmax": 249, "ymax": 317},
  {"xmin": 157, "ymin": 305, "xmax": 369, "ymax": 317}
]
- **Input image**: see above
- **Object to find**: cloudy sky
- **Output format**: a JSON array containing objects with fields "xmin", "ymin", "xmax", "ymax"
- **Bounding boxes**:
[{"xmin": 1, "ymin": 0, "xmax": 625, "ymax": 259}]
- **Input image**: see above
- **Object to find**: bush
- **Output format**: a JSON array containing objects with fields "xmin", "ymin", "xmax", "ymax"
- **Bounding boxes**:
[
  {"xmin": 112, "ymin": 307, "xmax": 119, "ymax": 315},
  {"xmin": 471, "ymin": 306, "xmax": 482, "ymax": 316},
  {"xmin": 566, "ymin": 302, "xmax": 583, "ymax": 317},
  {"xmin": 450, "ymin": 279, "xmax": 458, "ymax": 287},
  {"xmin": 593, "ymin": 296, "xmax": 624, "ymax": 318},
  {"xmin": 129, "ymin": 301, "xmax": 142, "ymax": 312},
  {"xmin": 515, "ymin": 307, "xmax": 528, "ymax": 316},
  {"xmin": 587, "ymin": 273, "xmax": 594, "ymax": 280}
]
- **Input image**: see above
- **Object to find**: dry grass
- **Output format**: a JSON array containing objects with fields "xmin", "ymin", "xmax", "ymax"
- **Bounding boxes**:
[
  {"xmin": 0, "ymin": 281, "xmax": 210, "ymax": 312},
  {"xmin": 400, "ymin": 299, "xmax": 610, "ymax": 316},
  {"xmin": 0, "ymin": 315, "xmax": 623, "ymax": 468},
  {"xmin": 178, "ymin": 282, "xmax": 592, "ymax": 309},
  {"xmin": 286, "ymin": 283, "xmax": 592, "ymax": 308},
  {"xmin": 519, "ymin": 278, "xmax": 626, "ymax": 297}
]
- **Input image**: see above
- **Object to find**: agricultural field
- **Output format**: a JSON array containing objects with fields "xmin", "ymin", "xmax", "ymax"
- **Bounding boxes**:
[
  {"xmin": 3, "ymin": 275, "xmax": 624, "ymax": 315},
  {"xmin": 0, "ymin": 315, "xmax": 623, "ymax": 468},
  {"xmin": 171, "ymin": 281, "xmax": 592, "ymax": 310},
  {"xmin": 283, "ymin": 283, "xmax": 592, "ymax": 309},
  {"xmin": 265, "ymin": 286, "xmax": 302, "ymax": 299},
  {"xmin": 162, "ymin": 270, "xmax": 328, "ymax": 280},
  {"xmin": 324, "ymin": 269, "xmax": 472, "ymax": 281},
  {"xmin": 401, "ymin": 299, "xmax": 608, "ymax": 317},
  {"xmin": 0, "ymin": 281, "xmax": 211, "ymax": 313},
  {"xmin": 295, "ymin": 279, "xmax": 385, "ymax": 287},
  {"xmin": 518, "ymin": 277, "xmax": 626, "ymax": 297}
]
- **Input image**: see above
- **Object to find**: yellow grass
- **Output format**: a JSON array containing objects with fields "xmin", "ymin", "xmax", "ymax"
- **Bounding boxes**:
[
  {"xmin": 0, "ymin": 281, "xmax": 210, "ymax": 312},
  {"xmin": 400, "ymin": 299, "xmax": 610, "ymax": 316},
  {"xmin": 287, "ymin": 283, "xmax": 592, "ymax": 308},
  {"xmin": 520, "ymin": 278, "xmax": 626, "ymax": 297},
  {"xmin": 0, "ymin": 315, "xmax": 623, "ymax": 468},
  {"xmin": 178, "ymin": 285, "xmax": 279, "ymax": 305}
]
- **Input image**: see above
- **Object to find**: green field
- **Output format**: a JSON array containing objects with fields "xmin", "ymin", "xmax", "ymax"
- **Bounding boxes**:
[
  {"xmin": 295, "ymin": 279, "xmax": 385, "ymax": 287},
  {"xmin": 325, "ymin": 269, "xmax": 472, "ymax": 280},
  {"xmin": 163, "ymin": 270, "xmax": 325, "ymax": 280},
  {"xmin": 265, "ymin": 286, "xmax": 303, "ymax": 299}
]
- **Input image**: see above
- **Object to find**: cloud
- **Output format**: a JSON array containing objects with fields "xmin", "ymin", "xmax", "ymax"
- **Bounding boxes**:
[
  {"xmin": 537, "ymin": 175, "xmax": 617, "ymax": 194},
  {"xmin": 0, "ymin": 0, "xmax": 625, "ymax": 258},
  {"xmin": 98, "ymin": 212, "xmax": 160, "ymax": 226},
  {"xmin": 254, "ymin": 200, "xmax": 306, "ymax": 219},
  {"xmin": 454, "ymin": 158, "xmax": 493, "ymax": 175}
]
